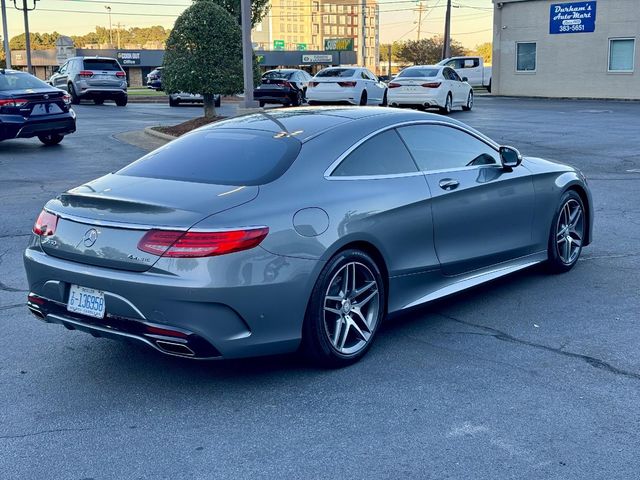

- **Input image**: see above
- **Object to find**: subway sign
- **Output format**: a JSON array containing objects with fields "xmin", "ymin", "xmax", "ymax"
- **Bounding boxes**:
[
  {"xmin": 324, "ymin": 38, "xmax": 354, "ymax": 51},
  {"xmin": 550, "ymin": 1, "xmax": 596, "ymax": 34}
]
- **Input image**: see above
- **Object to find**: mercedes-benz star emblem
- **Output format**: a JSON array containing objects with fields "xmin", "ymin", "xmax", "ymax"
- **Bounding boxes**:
[{"xmin": 83, "ymin": 228, "xmax": 99, "ymax": 247}]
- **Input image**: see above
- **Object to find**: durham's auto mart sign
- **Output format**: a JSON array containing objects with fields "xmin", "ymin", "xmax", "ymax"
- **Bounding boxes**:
[{"xmin": 550, "ymin": 1, "xmax": 597, "ymax": 34}]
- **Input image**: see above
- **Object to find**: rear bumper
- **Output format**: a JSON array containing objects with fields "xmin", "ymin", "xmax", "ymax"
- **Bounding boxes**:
[
  {"xmin": 24, "ymin": 242, "xmax": 320, "ymax": 360},
  {"xmin": 388, "ymin": 90, "xmax": 445, "ymax": 108},
  {"xmin": 306, "ymin": 89, "xmax": 358, "ymax": 105},
  {"xmin": 254, "ymin": 90, "xmax": 294, "ymax": 104},
  {"xmin": 78, "ymin": 88, "xmax": 127, "ymax": 100},
  {"xmin": 0, "ymin": 111, "xmax": 76, "ymax": 141}
]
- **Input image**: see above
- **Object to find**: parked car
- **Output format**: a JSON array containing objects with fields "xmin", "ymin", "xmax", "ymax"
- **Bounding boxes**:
[
  {"xmin": 24, "ymin": 107, "xmax": 593, "ymax": 367},
  {"xmin": 306, "ymin": 66, "xmax": 388, "ymax": 106},
  {"xmin": 146, "ymin": 67, "xmax": 163, "ymax": 90},
  {"xmin": 48, "ymin": 56, "xmax": 128, "ymax": 106},
  {"xmin": 254, "ymin": 69, "xmax": 312, "ymax": 107},
  {"xmin": 169, "ymin": 92, "xmax": 221, "ymax": 107},
  {"xmin": 388, "ymin": 65, "xmax": 474, "ymax": 114},
  {"xmin": 436, "ymin": 56, "xmax": 492, "ymax": 92},
  {"xmin": 0, "ymin": 69, "xmax": 76, "ymax": 145}
]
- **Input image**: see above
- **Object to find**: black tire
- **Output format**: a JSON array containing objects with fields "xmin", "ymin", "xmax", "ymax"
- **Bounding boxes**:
[
  {"xmin": 547, "ymin": 190, "xmax": 586, "ymax": 273},
  {"xmin": 215, "ymin": 96, "xmax": 221, "ymax": 108},
  {"xmin": 462, "ymin": 90, "xmax": 473, "ymax": 111},
  {"xmin": 302, "ymin": 249, "xmax": 386, "ymax": 368},
  {"xmin": 292, "ymin": 90, "xmax": 303, "ymax": 107},
  {"xmin": 93, "ymin": 98, "xmax": 104, "ymax": 105},
  {"xmin": 440, "ymin": 93, "xmax": 452, "ymax": 115},
  {"xmin": 38, "ymin": 134, "xmax": 64, "ymax": 146},
  {"xmin": 380, "ymin": 89, "xmax": 388, "ymax": 107},
  {"xmin": 359, "ymin": 90, "xmax": 368, "ymax": 106},
  {"xmin": 307, "ymin": 100, "xmax": 318, "ymax": 106},
  {"xmin": 487, "ymin": 79, "xmax": 492, "ymax": 93},
  {"xmin": 68, "ymin": 84, "xmax": 80, "ymax": 105},
  {"xmin": 115, "ymin": 97, "xmax": 128, "ymax": 107},
  {"xmin": 258, "ymin": 100, "xmax": 265, "ymax": 108},
  {"xmin": 169, "ymin": 97, "xmax": 179, "ymax": 107}
]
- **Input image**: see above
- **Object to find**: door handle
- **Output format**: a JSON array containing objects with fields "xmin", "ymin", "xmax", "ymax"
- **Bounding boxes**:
[{"xmin": 439, "ymin": 178, "xmax": 460, "ymax": 191}]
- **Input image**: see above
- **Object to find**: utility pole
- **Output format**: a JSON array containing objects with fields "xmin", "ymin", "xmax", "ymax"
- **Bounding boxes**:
[
  {"xmin": 360, "ymin": 0, "xmax": 367, "ymax": 66},
  {"xmin": 13, "ymin": 0, "xmax": 39, "ymax": 74},
  {"xmin": 415, "ymin": 1, "xmax": 424, "ymax": 41},
  {"xmin": 387, "ymin": 44, "xmax": 391, "ymax": 78},
  {"xmin": 1, "ymin": 0, "xmax": 11, "ymax": 68},
  {"xmin": 442, "ymin": 0, "xmax": 452, "ymax": 60},
  {"xmin": 240, "ymin": 0, "xmax": 256, "ymax": 107},
  {"xmin": 114, "ymin": 22, "xmax": 125, "ymax": 50},
  {"xmin": 105, "ymin": 6, "xmax": 113, "ymax": 46}
]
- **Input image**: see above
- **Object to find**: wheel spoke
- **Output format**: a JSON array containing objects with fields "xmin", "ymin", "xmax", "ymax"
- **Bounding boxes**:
[
  {"xmin": 350, "ymin": 306, "xmax": 371, "ymax": 332},
  {"xmin": 572, "ymin": 237, "xmax": 582, "ymax": 248},
  {"xmin": 341, "ymin": 265, "xmax": 350, "ymax": 297},
  {"xmin": 324, "ymin": 306, "xmax": 342, "ymax": 315},
  {"xmin": 325, "ymin": 294, "xmax": 344, "ymax": 302},
  {"xmin": 338, "ymin": 319, "xmax": 350, "ymax": 350},
  {"xmin": 332, "ymin": 317, "xmax": 343, "ymax": 347},
  {"xmin": 352, "ymin": 280, "xmax": 376, "ymax": 301},
  {"xmin": 569, "ymin": 206, "xmax": 582, "ymax": 226},
  {"xmin": 350, "ymin": 263, "xmax": 357, "ymax": 293},
  {"xmin": 354, "ymin": 289, "xmax": 378, "ymax": 309},
  {"xmin": 348, "ymin": 316, "xmax": 368, "ymax": 342},
  {"xmin": 563, "ymin": 237, "xmax": 571, "ymax": 262}
]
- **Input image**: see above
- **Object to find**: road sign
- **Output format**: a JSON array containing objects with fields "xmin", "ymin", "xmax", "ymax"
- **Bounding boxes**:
[
  {"xmin": 274, "ymin": 39, "xmax": 285, "ymax": 50},
  {"xmin": 296, "ymin": 43, "xmax": 307, "ymax": 51}
]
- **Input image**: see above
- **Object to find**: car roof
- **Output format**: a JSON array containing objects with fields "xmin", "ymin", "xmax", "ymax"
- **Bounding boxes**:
[
  {"xmin": 201, "ymin": 107, "xmax": 491, "ymax": 145},
  {"xmin": 403, "ymin": 65, "xmax": 443, "ymax": 70}
]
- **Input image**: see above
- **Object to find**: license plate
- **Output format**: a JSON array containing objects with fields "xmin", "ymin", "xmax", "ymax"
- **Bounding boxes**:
[
  {"xmin": 31, "ymin": 103, "xmax": 63, "ymax": 116},
  {"xmin": 67, "ymin": 285, "xmax": 105, "ymax": 319}
]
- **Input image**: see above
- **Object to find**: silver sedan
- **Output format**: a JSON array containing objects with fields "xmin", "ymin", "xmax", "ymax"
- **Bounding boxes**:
[{"xmin": 24, "ymin": 107, "xmax": 593, "ymax": 367}]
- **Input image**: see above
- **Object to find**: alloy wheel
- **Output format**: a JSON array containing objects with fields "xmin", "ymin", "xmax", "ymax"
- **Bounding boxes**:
[
  {"xmin": 323, "ymin": 262, "xmax": 380, "ymax": 355},
  {"xmin": 556, "ymin": 199, "xmax": 584, "ymax": 264}
]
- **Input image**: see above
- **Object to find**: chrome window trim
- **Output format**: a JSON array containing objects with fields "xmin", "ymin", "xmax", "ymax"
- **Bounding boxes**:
[{"xmin": 324, "ymin": 120, "xmax": 501, "ymax": 180}]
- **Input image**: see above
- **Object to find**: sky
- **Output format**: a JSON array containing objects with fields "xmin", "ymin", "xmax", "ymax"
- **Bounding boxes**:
[{"xmin": 2, "ymin": 0, "xmax": 494, "ymax": 49}]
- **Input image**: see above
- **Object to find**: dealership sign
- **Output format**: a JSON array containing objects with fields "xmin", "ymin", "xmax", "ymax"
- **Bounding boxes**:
[
  {"xmin": 324, "ymin": 38, "xmax": 354, "ymax": 51},
  {"xmin": 550, "ymin": 1, "xmax": 596, "ymax": 34},
  {"xmin": 302, "ymin": 54, "xmax": 333, "ymax": 63}
]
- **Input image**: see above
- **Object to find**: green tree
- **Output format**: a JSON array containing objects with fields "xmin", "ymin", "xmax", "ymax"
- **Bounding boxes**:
[
  {"xmin": 471, "ymin": 42, "xmax": 492, "ymax": 64},
  {"xmin": 10, "ymin": 32, "xmax": 61, "ymax": 50},
  {"xmin": 396, "ymin": 36, "xmax": 467, "ymax": 65},
  {"xmin": 201, "ymin": 0, "xmax": 270, "ymax": 27},
  {"xmin": 379, "ymin": 42, "xmax": 402, "ymax": 62},
  {"xmin": 163, "ymin": 0, "xmax": 243, "ymax": 118}
]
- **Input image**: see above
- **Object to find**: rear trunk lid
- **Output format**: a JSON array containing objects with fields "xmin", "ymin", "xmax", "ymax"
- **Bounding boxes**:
[
  {"xmin": 82, "ymin": 58, "xmax": 125, "ymax": 88},
  {"xmin": 0, "ymin": 88, "xmax": 68, "ymax": 117},
  {"xmin": 41, "ymin": 173, "xmax": 259, "ymax": 271}
]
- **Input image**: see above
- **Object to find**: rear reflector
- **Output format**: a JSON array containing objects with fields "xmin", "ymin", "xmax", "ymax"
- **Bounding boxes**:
[
  {"xmin": 33, "ymin": 210, "xmax": 58, "ymax": 236},
  {"xmin": 28, "ymin": 294, "xmax": 45, "ymax": 305},
  {"xmin": 388, "ymin": 82, "xmax": 401, "ymax": 89},
  {"xmin": 337, "ymin": 81, "xmax": 357, "ymax": 87},
  {"xmin": 145, "ymin": 325, "xmax": 189, "ymax": 338},
  {"xmin": 137, "ymin": 227, "xmax": 269, "ymax": 258},
  {"xmin": 421, "ymin": 82, "xmax": 442, "ymax": 88}
]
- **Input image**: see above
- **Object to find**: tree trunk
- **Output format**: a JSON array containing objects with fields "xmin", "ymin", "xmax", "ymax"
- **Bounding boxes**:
[{"xmin": 203, "ymin": 93, "xmax": 216, "ymax": 119}]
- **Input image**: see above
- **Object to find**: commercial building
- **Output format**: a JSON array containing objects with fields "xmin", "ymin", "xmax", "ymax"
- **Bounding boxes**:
[
  {"xmin": 492, "ymin": 0, "xmax": 640, "ymax": 99},
  {"xmin": 252, "ymin": 0, "xmax": 379, "ymax": 72}
]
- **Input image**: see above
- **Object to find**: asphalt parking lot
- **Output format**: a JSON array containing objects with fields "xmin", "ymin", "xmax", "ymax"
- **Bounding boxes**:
[{"xmin": 1, "ymin": 98, "xmax": 639, "ymax": 479}]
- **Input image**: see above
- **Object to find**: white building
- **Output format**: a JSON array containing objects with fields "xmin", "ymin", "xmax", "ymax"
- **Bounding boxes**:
[{"xmin": 492, "ymin": 0, "xmax": 639, "ymax": 99}]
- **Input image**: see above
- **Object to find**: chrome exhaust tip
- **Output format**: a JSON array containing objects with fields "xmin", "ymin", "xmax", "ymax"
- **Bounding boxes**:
[
  {"xmin": 155, "ymin": 340, "xmax": 195, "ymax": 357},
  {"xmin": 28, "ymin": 306, "xmax": 45, "ymax": 319}
]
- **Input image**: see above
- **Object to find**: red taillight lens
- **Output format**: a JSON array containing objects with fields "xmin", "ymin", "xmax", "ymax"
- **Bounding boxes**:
[
  {"xmin": 33, "ymin": 210, "xmax": 58, "ymax": 236},
  {"xmin": 116, "ymin": 71, "xmax": 126, "ymax": 78},
  {"xmin": 421, "ymin": 82, "xmax": 442, "ymax": 88},
  {"xmin": 0, "ymin": 98, "xmax": 28, "ymax": 107},
  {"xmin": 308, "ymin": 81, "xmax": 318, "ymax": 87},
  {"xmin": 388, "ymin": 82, "xmax": 401, "ymax": 89},
  {"xmin": 79, "ymin": 70, "xmax": 93, "ymax": 78},
  {"xmin": 137, "ymin": 228, "xmax": 269, "ymax": 258},
  {"xmin": 62, "ymin": 94, "xmax": 71, "ymax": 105},
  {"xmin": 337, "ymin": 81, "xmax": 357, "ymax": 87}
]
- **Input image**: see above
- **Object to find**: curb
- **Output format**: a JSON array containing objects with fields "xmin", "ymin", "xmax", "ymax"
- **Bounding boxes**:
[
  {"xmin": 128, "ymin": 96, "xmax": 169, "ymax": 103},
  {"xmin": 144, "ymin": 126, "xmax": 176, "ymax": 141}
]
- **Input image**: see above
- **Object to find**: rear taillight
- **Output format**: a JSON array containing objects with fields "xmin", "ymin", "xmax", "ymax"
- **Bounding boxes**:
[
  {"xmin": 137, "ymin": 227, "xmax": 269, "ymax": 258},
  {"xmin": 79, "ymin": 70, "xmax": 93, "ymax": 78},
  {"xmin": 308, "ymin": 81, "xmax": 318, "ymax": 87},
  {"xmin": 337, "ymin": 81, "xmax": 357, "ymax": 87},
  {"xmin": 33, "ymin": 210, "xmax": 58, "ymax": 236},
  {"xmin": 421, "ymin": 82, "xmax": 442, "ymax": 88},
  {"xmin": 116, "ymin": 71, "xmax": 126, "ymax": 78},
  {"xmin": 62, "ymin": 94, "xmax": 71, "ymax": 105},
  {"xmin": 276, "ymin": 80, "xmax": 292, "ymax": 88},
  {"xmin": 0, "ymin": 98, "xmax": 28, "ymax": 107},
  {"xmin": 388, "ymin": 82, "xmax": 401, "ymax": 89}
]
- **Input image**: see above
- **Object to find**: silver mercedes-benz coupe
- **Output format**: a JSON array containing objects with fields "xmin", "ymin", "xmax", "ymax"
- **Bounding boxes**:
[{"xmin": 24, "ymin": 107, "xmax": 593, "ymax": 367}]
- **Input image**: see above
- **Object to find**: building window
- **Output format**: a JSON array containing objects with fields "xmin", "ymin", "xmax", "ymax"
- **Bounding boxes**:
[
  {"xmin": 609, "ymin": 38, "xmax": 635, "ymax": 72},
  {"xmin": 516, "ymin": 42, "xmax": 536, "ymax": 72},
  {"xmin": 312, "ymin": 1, "xmax": 319, "ymax": 11}
]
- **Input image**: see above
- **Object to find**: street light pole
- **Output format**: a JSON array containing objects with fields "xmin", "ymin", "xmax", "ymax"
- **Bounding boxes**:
[
  {"xmin": 240, "ymin": 0, "xmax": 256, "ymax": 108},
  {"xmin": 442, "ymin": 0, "xmax": 452, "ymax": 60},
  {"xmin": 105, "ymin": 6, "xmax": 113, "ymax": 46},
  {"xmin": 13, "ymin": 0, "xmax": 39, "ymax": 74},
  {"xmin": 1, "ymin": 0, "xmax": 11, "ymax": 68}
]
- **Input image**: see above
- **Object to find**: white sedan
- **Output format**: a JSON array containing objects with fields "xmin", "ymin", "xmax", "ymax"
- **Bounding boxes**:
[
  {"xmin": 387, "ymin": 65, "xmax": 473, "ymax": 114},
  {"xmin": 307, "ymin": 66, "xmax": 388, "ymax": 106}
]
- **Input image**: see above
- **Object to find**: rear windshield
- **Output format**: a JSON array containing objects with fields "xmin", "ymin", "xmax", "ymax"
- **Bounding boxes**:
[
  {"xmin": 397, "ymin": 68, "xmax": 439, "ymax": 78},
  {"xmin": 263, "ymin": 71, "xmax": 294, "ymax": 80},
  {"xmin": 0, "ymin": 71, "xmax": 50, "ymax": 91},
  {"xmin": 117, "ymin": 129, "xmax": 302, "ymax": 186},
  {"xmin": 316, "ymin": 68, "xmax": 355, "ymax": 78},
  {"xmin": 83, "ymin": 59, "xmax": 122, "ymax": 71}
]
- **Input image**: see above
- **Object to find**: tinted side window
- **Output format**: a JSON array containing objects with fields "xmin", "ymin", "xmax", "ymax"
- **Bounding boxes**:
[
  {"xmin": 332, "ymin": 130, "xmax": 418, "ymax": 177},
  {"xmin": 397, "ymin": 125, "xmax": 499, "ymax": 171},
  {"xmin": 117, "ymin": 129, "xmax": 302, "ymax": 186}
]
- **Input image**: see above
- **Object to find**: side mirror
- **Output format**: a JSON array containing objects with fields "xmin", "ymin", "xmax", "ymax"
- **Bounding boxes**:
[
  {"xmin": 53, "ymin": 67, "xmax": 60, "ymax": 73},
  {"xmin": 462, "ymin": 76, "xmax": 468, "ymax": 82},
  {"xmin": 499, "ymin": 146, "xmax": 522, "ymax": 169}
]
